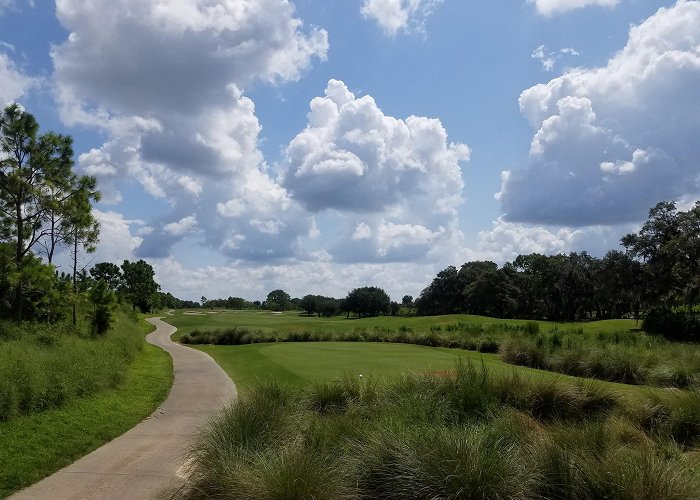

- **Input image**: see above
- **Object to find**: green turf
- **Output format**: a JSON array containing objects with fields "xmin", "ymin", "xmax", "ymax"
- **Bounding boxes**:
[
  {"xmin": 167, "ymin": 309, "xmax": 639, "ymax": 339},
  {"xmin": 0, "ymin": 320, "xmax": 173, "ymax": 497},
  {"xmin": 192, "ymin": 341, "xmax": 646, "ymax": 397}
]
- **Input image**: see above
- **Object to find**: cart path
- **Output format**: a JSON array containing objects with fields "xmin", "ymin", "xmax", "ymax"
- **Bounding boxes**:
[{"xmin": 11, "ymin": 317, "xmax": 237, "ymax": 500}]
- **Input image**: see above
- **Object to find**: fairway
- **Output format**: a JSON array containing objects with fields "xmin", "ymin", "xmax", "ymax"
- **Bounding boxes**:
[
  {"xmin": 191, "ymin": 341, "xmax": 645, "ymax": 397},
  {"xmin": 194, "ymin": 342, "xmax": 502, "ymax": 391}
]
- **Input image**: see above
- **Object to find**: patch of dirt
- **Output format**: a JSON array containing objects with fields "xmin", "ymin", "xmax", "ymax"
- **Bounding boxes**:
[{"xmin": 183, "ymin": 311, "xmax": 205, "ymax": 316}]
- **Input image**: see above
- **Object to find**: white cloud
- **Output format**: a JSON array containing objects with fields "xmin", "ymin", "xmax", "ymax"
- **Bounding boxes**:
[
  {"xmin": 457, "ymin": 218, "xmax": 633, "ymax": 265},
  {"xmin": 529, "ymin": 0, "xmax": 619, "ymax": 17},
  {"xmin": 499, "ymin": 1, "xmax": 700, "ymax": 226},
  {"xmin": 53, "ymin": 0, "xmax": 328, "ymax": 261},
  {"xmin": 352, "ymin": 222, "xmax": 373, "ymax": 240},
  {"xmin": 283, "ymin": 79, "xmax": 469, "ymax": 263},
  {"xmin": 0, "ymin": 51, "xmax": 35, "ymax": 105},
  {"xmin": 531, "ymin": 44, "xmax": 580, "ymax": 72},
  {"xmin": 91, "ymin": 209, "xmax": 143, "ymax": 264},
  {"xmin": 152, "ymin": 256, "xmax": 437, "ymax": 303},
  {"xmin": 163, "ymin": 215, "xmax": 198, "ymax": 236},
  {"xmin": 361, "ymin": 0, "xmax": 443, "ymax": 36}
]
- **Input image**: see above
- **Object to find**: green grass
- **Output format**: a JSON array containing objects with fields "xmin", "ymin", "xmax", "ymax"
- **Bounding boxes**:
[
  {"xmin": 167, "ymin": 309, "xmax": 638, "ymax": 339},
  {"xmin": 0, "ymin": 318, "xmax": 173, "ymax": 497},
  {"xmin": 174, "ymin": 309, "xmax": 699, "ymax": 390},
  {"xmin": 193, "ymin": 341, "xmax": 650, "ymax": 398},
  {"xmin": 182, "ymin": 363, "xmax": 700, "ymax": 499}
]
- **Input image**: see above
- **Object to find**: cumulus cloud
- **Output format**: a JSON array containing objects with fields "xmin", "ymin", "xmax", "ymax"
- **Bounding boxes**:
[
  {"xmin": 361, "ymin": 0, "xmax": 443, "ymax": 36},
  {"xmin": 53, "ymin": 0, "xmax": 328, "ymax": 261},
  {"xmin": 499, "ymin": 1, "xmax": 700, "ymax": 226},
  {"xmin": 457, "ymin": 218, "xmax": 633, "ymax": 265},
  {"xmin": 163, "ymin": 215, "xmax": 198, "ymax": 236},
  {"xmin": 152, "ymin": 256, "xmax": 437, "ymax": 303},
  {"xmin": 283, "ymin": 79, "xmax": 470, "ymax": 263},
  {"xmin": 90, "ymin": 209, "xmax": 144, "ymax": 264},
  {"xmin": 0, "ymin": 50, "xmax": 35, "ymax": 105},
  {"xmin": 529, "ymin": 0, "xmax": 619, "ymax": 16}
]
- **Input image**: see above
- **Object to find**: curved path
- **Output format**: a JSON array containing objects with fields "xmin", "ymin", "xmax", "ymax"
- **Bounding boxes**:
[{"xmin": 12, "ymin": 318, "xmax": 237, "ymax": 500}]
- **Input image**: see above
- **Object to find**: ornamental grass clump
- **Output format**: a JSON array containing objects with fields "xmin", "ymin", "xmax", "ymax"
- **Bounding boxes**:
[{"xmin": 182, "ymin": 361, "xmax": 700, "ymax": 500}]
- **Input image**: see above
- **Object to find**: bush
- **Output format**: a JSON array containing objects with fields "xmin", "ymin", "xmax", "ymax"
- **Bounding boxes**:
[{"xmin": 643, "ymin": 308, "xmax": 700, "ymax": 342}]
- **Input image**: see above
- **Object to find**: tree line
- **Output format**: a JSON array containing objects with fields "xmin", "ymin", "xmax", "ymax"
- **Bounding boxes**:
[{"xmin": 415, "ymin": 201, "xmax": 699, "ymax": 338}]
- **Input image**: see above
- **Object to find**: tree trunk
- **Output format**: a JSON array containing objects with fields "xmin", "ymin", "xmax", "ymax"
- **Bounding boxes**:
[
  {"xmin": 14, "ymin": 200, "xmax": 24, "ymax": 322},
  {"xmin": 72, "ymin": 230, "xmax": 77, "ymax": 326}
]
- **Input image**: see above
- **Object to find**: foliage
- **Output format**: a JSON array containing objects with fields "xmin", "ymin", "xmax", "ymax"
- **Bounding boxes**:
[
  {"xmin": 265, "ymin": 289, "xmax": 292, "ymax": 311},
  {"xmin": 345, "ymin": 286, "xmax": 391, "ymax": 318},
  {"xmin": 183, "ymin": 364, "xmax": 700, "ymax": 499},
  {"xmin": 0, "ymin": 309, "xmax": 143, "ymax": 421},
  {"xmin": 0, "ymin": 104, "xmax": 100, "ymax": 321},
  {"xmin": 119, "ymin": 259, "xmax": 160, "ymax": 313},
  {"xmin": 643, "ymin": 307, "xmax": 700, "ymax": 342},
  {"xmin": 0, "ymin": 321, "xmax": 171, "ymax": 497},
  {"xmin": 89, "ymin": 280, "xmax": 117, "ymax": 336}
]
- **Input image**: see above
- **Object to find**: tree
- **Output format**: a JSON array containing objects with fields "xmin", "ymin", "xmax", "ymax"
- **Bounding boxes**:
[
  {"xmin": 622, "ymin": 201, "xmax": 700, "ymax": 308},
  {"xmin": 345, "ymin": 286, "xmax": 391, "ymax": 318},
  {"xmin": 66, "ymin": 187, "xmax": 100, "ymax": 325},
  {"xmin": 90, "ymin": 262, "xmax": 123, "ymax": 291},
  {"xmin": 40, "ymin": 174, "xmax": 99, "ymax": 265},
  {"xmin": 266, "ymin": 289, "xmax": 291, "ymax": 311},
  {"xmin": 0, "ymin": 104, "xmax": 81, "ymax": 320},
  {"xmin": 415, "ymin": 266, "xmax": 462, "ymax": 315},
  {"xmin": 401, "ymin": 295, "xmax": 414, "ymax": 308},
  {"xmin": 120, "ymin": 259, "xmax": 160, "ymax": 312},
  {"xmin": 89, "ymin": 279, "xmax": 116, "ymax": 336},
  {"xmin": 301, "ymin": 294, "xmax": 318, "ymax": 316}
]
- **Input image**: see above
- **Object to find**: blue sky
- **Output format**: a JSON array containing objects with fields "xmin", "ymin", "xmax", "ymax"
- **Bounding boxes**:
[{"xmin": 1, "ymin": 0, "xmax": 698, "ymax": 301}]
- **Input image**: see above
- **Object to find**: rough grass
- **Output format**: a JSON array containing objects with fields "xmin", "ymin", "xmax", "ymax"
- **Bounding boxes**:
[
  {"xmin": 167, "ymin": 309, "xmax": 637, "ymax": 339},
  {"xmin": 182, "ymin": 362, "xmax": 700, "ymax": 499},
  {"xmin": 0, "ymin": 316, "xmax": 173, "ymax": 497},
  {"xmin": 0, "ymin": 311, "xmax": 144, "ymax": 420}
]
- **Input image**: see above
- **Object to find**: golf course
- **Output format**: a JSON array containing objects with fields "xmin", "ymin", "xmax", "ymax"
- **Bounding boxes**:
[{"xmin": 166, "ymin": 309, "xmax": 700, "ymax": 499}]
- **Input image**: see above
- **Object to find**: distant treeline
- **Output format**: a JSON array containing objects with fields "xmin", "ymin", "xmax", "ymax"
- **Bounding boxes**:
[{"xmin": 415, "ymin": 201, "xmax": 699, "ymax": 339}]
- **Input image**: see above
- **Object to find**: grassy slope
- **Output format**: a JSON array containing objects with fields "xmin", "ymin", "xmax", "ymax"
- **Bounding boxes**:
[
  {"xmin": 168, "ymin": 309, "xmax": 638, "ymax": 339},
  {"xmin": 193, "ymin": 342, "xmax": 646, "ymax": 398},
  {"xmin": 0, "ymin": 318, "xmax": 173, "ymax": 497}
]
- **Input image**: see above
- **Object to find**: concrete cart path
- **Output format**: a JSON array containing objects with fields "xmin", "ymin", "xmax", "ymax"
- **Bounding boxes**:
[{"xmin": 12, "ymin": 317, "xmax": 237, "ymax": 500}]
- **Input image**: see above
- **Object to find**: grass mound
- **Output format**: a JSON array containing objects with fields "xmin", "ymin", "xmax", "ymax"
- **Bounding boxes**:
[{"xmin": 182, "ymin": 362, "xmax": 700, "ymax": 499}]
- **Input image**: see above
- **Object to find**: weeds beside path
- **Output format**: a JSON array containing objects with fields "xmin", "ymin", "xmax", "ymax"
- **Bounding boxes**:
[{"xmin": 8, "ymin": 318, "xmax": 236, "ymax": 500}]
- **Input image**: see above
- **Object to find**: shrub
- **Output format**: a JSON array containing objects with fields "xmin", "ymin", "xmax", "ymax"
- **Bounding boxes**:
[{"xmin": 643, "ymin": 308, "xmax": 700, "ymax": 342}]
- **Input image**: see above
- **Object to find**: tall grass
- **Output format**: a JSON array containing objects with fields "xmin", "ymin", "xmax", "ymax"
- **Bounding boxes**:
[
  {"xmin": 182, "ymin": 362, "xmax": 700, "ymax": 499},
  {"xmin": 0, "ymin": 310, "xmax": 143, "ymax": 420}
]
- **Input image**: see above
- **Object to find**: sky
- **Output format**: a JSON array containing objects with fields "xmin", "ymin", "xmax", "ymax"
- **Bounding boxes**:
[{"xmin": 1, "ymin": 0, "xmax": 698, "ymax": 302}]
